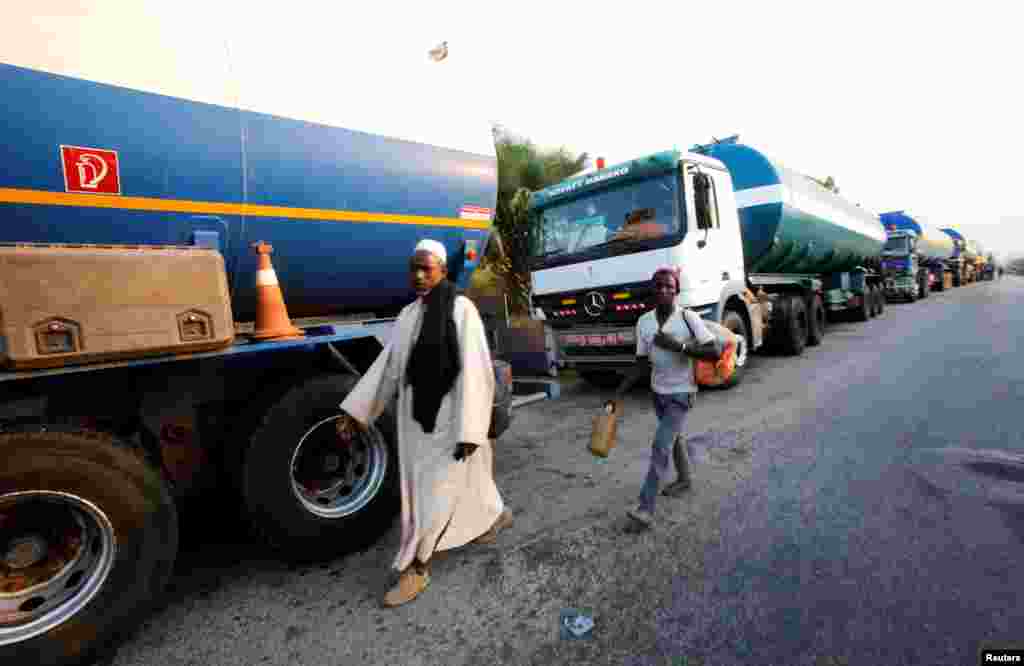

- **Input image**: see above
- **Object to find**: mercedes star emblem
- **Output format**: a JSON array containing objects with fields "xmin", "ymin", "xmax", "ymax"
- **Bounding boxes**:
[{"xmin": 584, "ymin": 291, "xmax": 606, "ymax": 317}]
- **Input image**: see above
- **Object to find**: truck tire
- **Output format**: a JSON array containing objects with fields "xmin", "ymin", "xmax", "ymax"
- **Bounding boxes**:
[
  {"xmin": 0, "ymin": 427, "xmax": 178, "ymax": 666},
  {"xmin": 580, "ymin": 370, "xmax": 627, "ymax": 391},
  {"xmin": 238, "ymin": 373, "xmax": 399, "ymax": 563},
  {"xmin": 720, "ymin": 309, "xmax": 750, "ymax": 388},
  {"xmin": 807, "ymin": 295, "xmax": 825, "ymax": 347},
  {"xmin": 779, "ymin": 294, "xmax": 808, "ymax": 355}
]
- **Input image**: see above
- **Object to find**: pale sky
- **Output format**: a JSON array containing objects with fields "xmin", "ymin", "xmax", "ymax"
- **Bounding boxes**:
[
  {"xmin": 13, "ymin": 2, "xmax": 1024, "ymax": 260},
  {"xmin": 380, "ymin": 0, "xmax": 1023, "ymax": 260}
]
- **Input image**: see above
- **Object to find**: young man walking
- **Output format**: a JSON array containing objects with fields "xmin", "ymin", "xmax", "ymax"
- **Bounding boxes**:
[{"xmin": 627, "ymin": 266, "xmax": 721, "ymax": 528}]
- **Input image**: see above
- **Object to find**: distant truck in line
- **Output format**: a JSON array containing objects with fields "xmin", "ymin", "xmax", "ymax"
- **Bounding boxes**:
[{"xmin": 879, "ymin": 211, "xmax": 955, "ymax": 300}]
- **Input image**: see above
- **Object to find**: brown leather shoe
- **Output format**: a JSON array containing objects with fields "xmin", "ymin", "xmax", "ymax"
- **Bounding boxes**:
[
  {"xmin": 382, "ymin": 567, "xmax": 430, "ymax": 607},
  {"xmin": 473, "ymin": 509, "xmax": 514, "ymax": 545}
]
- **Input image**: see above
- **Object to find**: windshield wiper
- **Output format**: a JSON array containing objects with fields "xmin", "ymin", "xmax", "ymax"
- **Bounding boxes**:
[{"xmin": 584, "ymin": 235, "xmax": 649, "ymax": 253}]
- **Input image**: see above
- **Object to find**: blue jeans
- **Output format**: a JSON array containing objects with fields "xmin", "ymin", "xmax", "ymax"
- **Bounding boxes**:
[{"xmin": 638, "ymin": 392, "xmax": 693, "ymax": 514}]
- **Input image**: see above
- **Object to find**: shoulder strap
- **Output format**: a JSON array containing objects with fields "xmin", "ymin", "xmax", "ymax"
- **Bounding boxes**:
[{"xmin": 680, "ymin": 308, "xmax": 696, "ymax": 338}]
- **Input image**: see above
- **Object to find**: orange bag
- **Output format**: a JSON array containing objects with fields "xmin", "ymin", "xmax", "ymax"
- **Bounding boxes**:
[
  {"xmin": 694, "ymin": 321, "xmax": 738, "ymax": 388},
  {"xmin": 589, "ymin": 400, "xmax": 622, "ymax": 458}
]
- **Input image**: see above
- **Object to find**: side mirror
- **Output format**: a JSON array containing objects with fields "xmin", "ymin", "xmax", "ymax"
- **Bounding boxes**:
[{"xmin": 692, "ymin": 172, "xmax": 713, "ymax": 233}]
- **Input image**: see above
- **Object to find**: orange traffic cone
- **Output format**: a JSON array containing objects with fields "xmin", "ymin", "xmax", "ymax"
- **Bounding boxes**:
[{"xmin": 250, "ymin": 241, "xmax": 304, "ymax": 341}]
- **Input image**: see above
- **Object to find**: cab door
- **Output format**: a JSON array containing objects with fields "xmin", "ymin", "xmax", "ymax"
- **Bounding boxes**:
[{"xmin": 681, "ymin": 164, "xmax": 730, "ymax": 307}]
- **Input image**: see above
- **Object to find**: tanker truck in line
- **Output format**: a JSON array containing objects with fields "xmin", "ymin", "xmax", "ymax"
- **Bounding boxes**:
[
  {"xmin": 878, "ymin": 211, "xmax": 955, "ymax": 300},
  {"xmin": 981, "ymin": 253, "xmax": 998, "ymax": 281},
  {"xmin": 967, "ymin": 240, "xmax": 986, "ymax": 283},
  {"xmin": 938, "ymin": 227, "xmax": 975, "ymax": 286},
  {"xmin": 978, "ymin": 250, "xmax": 996, "ymax": 281},
  {"xmin": 0, "ymin": 10, "xmax": 516, "ymax": 664},
  {"xmin": 525, "ymin": 135, "xmax": 890, "ymax": 391},
  {"xmin": 941, "ymin": 230, "xmax": 987, "ymax": 285}
]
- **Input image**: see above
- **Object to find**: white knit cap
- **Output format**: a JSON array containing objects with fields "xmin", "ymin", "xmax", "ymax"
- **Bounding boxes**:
[{"xmin": 414, "ymin": 239, "xmax": 447, "ymax": 264}]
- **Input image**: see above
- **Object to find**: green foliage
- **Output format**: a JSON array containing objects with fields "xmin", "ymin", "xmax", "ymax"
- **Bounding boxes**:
[{"xmin": 485, "ymin": 126, "xmax": 588, "ymax": 314}]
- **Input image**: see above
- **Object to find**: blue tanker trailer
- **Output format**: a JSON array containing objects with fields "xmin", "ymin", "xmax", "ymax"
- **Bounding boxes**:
[{"xmin": 0, "ymin": 9, "xmax": 512, "ymax": 664}]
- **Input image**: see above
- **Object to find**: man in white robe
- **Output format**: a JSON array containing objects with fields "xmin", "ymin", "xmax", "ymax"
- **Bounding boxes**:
[{"xmin": 335, "ymin": 239, "xmax": 513, "ymax": 607}]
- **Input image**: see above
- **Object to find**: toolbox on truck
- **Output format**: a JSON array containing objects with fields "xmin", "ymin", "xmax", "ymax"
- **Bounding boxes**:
[{"xmin": 0, "ymin": 244, "xmax": 235, "ymax": 370}]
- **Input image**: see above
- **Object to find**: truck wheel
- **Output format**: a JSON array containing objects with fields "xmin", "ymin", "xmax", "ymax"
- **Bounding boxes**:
[
  {"xmin": 0, "ymin": 427, "xmax": 177, "ymax": 666},
  {"xmin": 580, "ymin": 370, "xmax": 627, "ymax": 391},
  {"xmin": 807, "ymin": 295, "xmax": 825, "ymax": 347},
  {"xmin": 780, "ymin": 295, "xmax": 808, "ymax": 355},
  {"xmin": 238, "ymin": 373, "xmax": 399, "ymax": 563},
  {"xmin": 720, "ymin": 309, "xmax": 750, "ymax": 388}
]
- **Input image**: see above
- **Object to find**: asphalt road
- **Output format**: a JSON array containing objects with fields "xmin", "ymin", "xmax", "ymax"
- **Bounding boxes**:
[{"xmin": 100, "ymin": 277, "xmax": 1023, "ymax": 666}]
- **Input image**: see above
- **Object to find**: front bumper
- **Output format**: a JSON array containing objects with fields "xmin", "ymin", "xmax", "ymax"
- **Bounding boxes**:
[
  {"xmin": 884, "ymin": 276, "xmax": 916, "ymax": 298},
  {"xmin": 554, "ymin": 327, "xmax": 636, "ymax": 366}
]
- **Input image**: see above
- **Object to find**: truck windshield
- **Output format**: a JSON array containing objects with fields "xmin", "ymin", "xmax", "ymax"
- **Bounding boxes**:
[
  {"xmin": 883, "ymin": 236, "xmax": 911, "ymax": 254},
  {"xmin": 528, "ymin": 173, "xmax": 681, "ymax": 262}
]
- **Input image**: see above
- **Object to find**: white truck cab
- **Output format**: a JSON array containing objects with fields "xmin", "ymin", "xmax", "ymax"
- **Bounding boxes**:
[{"xmin": 527, "ymin": 150, "xmax": 762, "ymax": 389}]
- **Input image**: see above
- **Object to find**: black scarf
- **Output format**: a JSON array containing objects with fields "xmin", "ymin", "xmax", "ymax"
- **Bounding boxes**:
[{"xmin": 406, "ymin": 279, "xmax": 462, "ymax": 433}]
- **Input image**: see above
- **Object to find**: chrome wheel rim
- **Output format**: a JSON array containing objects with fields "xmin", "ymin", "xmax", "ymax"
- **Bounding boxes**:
[
  {"xmin": 0, "ymin": 491, "xmax": 117, "ymax": 646},
  {"xmin": 289, "ymin": 416, "xmax": 388, "ymax": 519}
]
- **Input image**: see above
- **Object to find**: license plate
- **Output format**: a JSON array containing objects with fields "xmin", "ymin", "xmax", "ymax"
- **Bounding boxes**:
[{"xmin": 563, "ymin": 332, "xmax": 632, "ymax": 347}]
